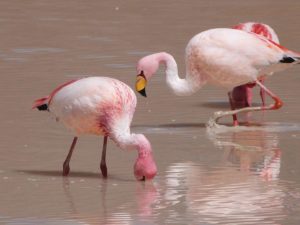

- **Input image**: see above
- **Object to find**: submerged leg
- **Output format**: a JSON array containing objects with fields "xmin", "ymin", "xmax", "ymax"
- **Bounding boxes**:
[
  {"xmin": 100, "ymin": 136, "xmax": 108, "ymax": 178},
  {"xmin": 63, "ymin": 136, "xmax": 78, "ymax": 176},
  {"xmin": 211, "ymin": 80, "xmax": 282, "ymax": 125},
  {"xmin": 228, "ymin": 92, "xmax": 239, "ymax": 126}
]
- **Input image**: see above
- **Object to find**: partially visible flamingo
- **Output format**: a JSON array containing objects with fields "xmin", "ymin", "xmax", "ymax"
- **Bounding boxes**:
[
  {"xmin": 229, "ymin": 22, "xmax": 280, "ymax": 125},
  {"xmin": 135, "ymin": 28, "xmax": 300, "ymax": 125},
  {"xmin": 33, "ymin": 77, "xmax": 157, "ymax": 180}
]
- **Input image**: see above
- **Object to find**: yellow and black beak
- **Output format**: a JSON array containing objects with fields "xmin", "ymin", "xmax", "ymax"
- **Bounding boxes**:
[{"xmin": 135, "ymin": 72, "xmax": 147, "ymax": 97}]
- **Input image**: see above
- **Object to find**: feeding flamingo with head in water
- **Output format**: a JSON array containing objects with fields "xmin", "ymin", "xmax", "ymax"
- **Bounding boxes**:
[
  {"xmin": 33, "ymin": 77, "xmax": 157, "ymax": 181},
  {"xmin": 135, "ymin": 27, "xmax": 300, "ymax": 126}
]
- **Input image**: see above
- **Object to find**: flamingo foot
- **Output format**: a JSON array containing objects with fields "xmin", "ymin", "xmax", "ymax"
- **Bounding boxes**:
[
  {"xmin": 62, "ymin": 162, "xmax": 70, "ymax": 176},
  {"xmin": 271, "ymin": 97, "xmax": 283, "ymax": 110},
  {"xmin": 100, "ymin": 163, "xmax": 108, "ymax": 178}
]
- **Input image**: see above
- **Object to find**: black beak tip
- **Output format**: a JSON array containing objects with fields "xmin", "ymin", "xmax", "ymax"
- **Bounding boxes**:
[
  {"xmin": 138, "ymin": 88, "xmax": 147, "ymax": 97},
  {"xmin": 140, "ymin": 176, "xmax": 146, "ymax": 181}
]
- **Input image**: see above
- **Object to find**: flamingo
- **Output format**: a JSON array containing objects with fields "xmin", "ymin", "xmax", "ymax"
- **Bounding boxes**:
[
  {"xmin": 229, "ymin": 22, "xmax": 280, "ymax": 125},
  {"xmin": 135, "ymin": 28, "xmax": 300, "ymax": 125},
  {"xmin": 32, "ymin": 77, "xmax": 157, "ymax": 180}
]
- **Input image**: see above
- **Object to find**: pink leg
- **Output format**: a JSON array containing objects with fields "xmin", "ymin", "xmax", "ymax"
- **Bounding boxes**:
[
  {"xmin": 245, "ymin": 86, "xmax": 253, "ymax": 107},
  {"xmin": 260, "ymin": 88, "xmax": 266, "ymax": 106},
  {"xmin": 228, "ymin": 92, "xmax": 239, "ymax": 126},
  {"xmin": 63, "ymin": 137, "xmax": 78, "ymax": 176},
  {"xmin": 100, "ymin": 136, "xmax": 108, "ymax": 178},
  {"xmin": 256, "ymin": 80, "xmax": 283, "ymax": 110},
  {"xmin": 259, "ymin": 79, "xmax": 266, "ymax": 107},
  {"xmin": 212, "ymin": 80, "xmax": 282, "ymax": 124}
]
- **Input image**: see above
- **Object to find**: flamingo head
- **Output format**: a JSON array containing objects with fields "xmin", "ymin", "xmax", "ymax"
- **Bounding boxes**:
[
  {"xmin": 133, "ymin": 134, "xmax": 157, "ymax": 181},
  {"xmin": 135, "ymin": 53, "xmax": 162, "ymax": 97},
  {"xmin": 134, "ymin": 152, "xmax": 157, "ymax": 181}
]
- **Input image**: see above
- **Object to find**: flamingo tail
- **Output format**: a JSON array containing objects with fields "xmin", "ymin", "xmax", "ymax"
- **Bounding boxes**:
[
  {"xmin": 32, "ymin": 96, "xmax": 49, "ymax": 111},
  {"xmin": 280, "ymin": 55, "xmax": 300, "ymax": 63}
]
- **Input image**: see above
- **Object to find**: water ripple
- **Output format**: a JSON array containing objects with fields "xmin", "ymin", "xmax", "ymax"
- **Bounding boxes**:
[
  {"xmin": 160, "ymin": 162, "xmax": 299, "ymax": 225},
  {"xmin": 12, "ymin": 48, "xmax": 65, "ymax": 54},
  {"xmin": 207, "ymin": 122, "xmax": 300, "ymax": 135}
]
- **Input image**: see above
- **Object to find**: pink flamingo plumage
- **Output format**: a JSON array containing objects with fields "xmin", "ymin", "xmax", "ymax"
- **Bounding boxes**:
[
  {"xmin": 229, "ymin": 22, "xmax": 280, "ymax": 125},
  {"xmin": 33, "ymin": 77, "xmax": 157, "ymax": 180},
  {"xmin": 135, "ymin": 28, "xmax": 300, "ymax": 125}
]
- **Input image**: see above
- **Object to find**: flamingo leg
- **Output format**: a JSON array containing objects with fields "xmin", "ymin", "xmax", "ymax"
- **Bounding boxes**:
[
  {"xmin": 256, "ymin": 80, "xmax": 283, "ymax": 109},
  {"xmin": 210, "ymin": 80, "xmax": 283, "ymax": 125},
  {"xmin": 260, "ymin": 88, "xmax": 266, "ymax": 106},
  {"xmin": 228, "ymin": 92, "xmax": 239, "ymax": 126},
  {"xmin": 100, "ymin": 136, "xmax": 108, "ymax": 178},
  {"xmin": 63, "ymin": 136, "xmax": 78, "ymax": 176},
  {"xmin": 259, "ymin": 79, "xmax": 266, "ymax": 107}
]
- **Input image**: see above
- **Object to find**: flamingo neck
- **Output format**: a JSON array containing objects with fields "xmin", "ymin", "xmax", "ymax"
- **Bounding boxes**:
[
  {"xmin": 157, "ymin": 52, "xmax": 201, "ymax": 96},
  {"xmin": 111, "ymin": 131, "xmax": 152, "ymax": 157}
]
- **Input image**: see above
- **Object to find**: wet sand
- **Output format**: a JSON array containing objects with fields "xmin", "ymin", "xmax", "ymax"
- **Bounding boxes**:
[{"xmin": 1, "ymin": 0, "xmax": 300, "ymax": 224}]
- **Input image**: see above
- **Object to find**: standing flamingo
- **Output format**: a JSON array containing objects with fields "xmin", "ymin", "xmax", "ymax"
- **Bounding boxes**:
[
  {"xmin": 33, "ymin": 77, "xmax": 157, "ymax": 180},
  {"xmin": 135, "ymin": 28, "xmax": 300, "ymax": 125},
  {"xmin": 229, "ymin": 22, "xmax": 280, "ymax": 125}
]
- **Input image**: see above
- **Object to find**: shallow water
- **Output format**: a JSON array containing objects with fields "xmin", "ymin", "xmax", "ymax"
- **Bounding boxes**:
[{"xmin": 1, "ymin": 0, "xmax": 300, "ymax": 224}]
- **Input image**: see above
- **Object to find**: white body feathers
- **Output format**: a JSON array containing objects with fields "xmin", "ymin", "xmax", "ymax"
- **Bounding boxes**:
[{"xmin": 49, "ymin": 77, "xmax": 137, "ymax": 136}]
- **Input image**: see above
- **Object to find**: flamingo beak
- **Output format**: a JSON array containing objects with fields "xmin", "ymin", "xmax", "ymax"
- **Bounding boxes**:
[{"xmin": 136, "ymin": 73, "xmax": 147, "ymax": 97}]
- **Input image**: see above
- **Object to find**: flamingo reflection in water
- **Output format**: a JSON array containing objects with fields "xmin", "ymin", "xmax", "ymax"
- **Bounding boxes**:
[
  {"xmin": 61, "ymin": 178, "xmax": 159, "ymax": 224},
  {"xmin": 209, "ymin": 129, "xmax": 281, "ymax": 180},
  {"xmin": 160, "ymin": 129, "xmax": 283, "ymax": 224}
]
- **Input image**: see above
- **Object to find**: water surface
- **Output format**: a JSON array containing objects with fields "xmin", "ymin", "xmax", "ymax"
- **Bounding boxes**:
[{"xmin": 1, "ymin": 1, "xmax": 300, "ymax": 224}]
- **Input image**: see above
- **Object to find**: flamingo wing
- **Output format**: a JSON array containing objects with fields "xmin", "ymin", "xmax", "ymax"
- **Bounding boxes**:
[
  {"xmin": 205, "ymin": 28, "xmax": 299, "ymax": 75},
  {"xmin": 250, "ymin": 33, "xmax": 300, "ymax": 75}
]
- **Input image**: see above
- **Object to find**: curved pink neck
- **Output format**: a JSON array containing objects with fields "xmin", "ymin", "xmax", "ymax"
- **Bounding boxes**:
[
  {"xmin": 155, "ymin": 52, "xmax": 202, "ymax": 96},
  {"xmin": 111, "ymin": 132, "xmax": 152, "ymax": 157}
]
